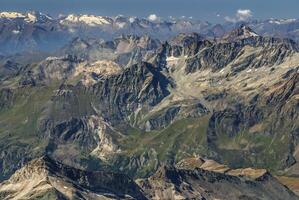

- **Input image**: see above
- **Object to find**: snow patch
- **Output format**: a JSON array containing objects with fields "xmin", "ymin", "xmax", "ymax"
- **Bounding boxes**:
[
  {"xmin": 129, "ymin": 17, "xmax": 136, "ymax": 23},
  {"xmin": 166, "ymin": 55, "xmax": 187, "ymax": 62},
  {"xmin": 166, "ymin": 56, "xmax": 180, "ymax": 61},
  {"xmin": 148, "ymin": 14, "xmax": 159, "ymax": 22},
  {"xmin": 12, "ymin": 30, "xmax": 20, "ymax": 34},
  {"xmin": 25, "ymin": 13, "xmax": 37, "ymax": 23},
  {"xmin": 45, "ymin": 56, "xmax": 60, "ymax": 61},
  {"xmin": 68, "ymin": 28, "xmax": 76, "ymax": 33}
]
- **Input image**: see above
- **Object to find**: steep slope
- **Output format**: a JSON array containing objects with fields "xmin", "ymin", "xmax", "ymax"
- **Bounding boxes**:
[{"xmin": 0, "ymin": 155, "xmax": 147, "ymax": 200}]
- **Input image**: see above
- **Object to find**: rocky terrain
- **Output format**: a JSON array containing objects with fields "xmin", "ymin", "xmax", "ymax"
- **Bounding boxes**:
[
  {"xmin": 139, "ymin": 157, "xmax": 299, "ymax": 200},
  {"xmin": 0, "ymin": 15, "xmax": 299, "ymax": 199},
  {"xmin": 0, "ymin": 155, "xmax": 147, "ymax": 200},
  {"xmin": 0, "ymin": 155, "xmax": 298, "ymax": 200}
]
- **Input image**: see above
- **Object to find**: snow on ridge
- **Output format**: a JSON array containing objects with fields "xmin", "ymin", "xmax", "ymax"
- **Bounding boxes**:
[
  {"xmin": 269, "ymin": 18, "xmax": 297, "ymax": 25},
  {"xmin": 0, "ymin": 11, "xmax": 53, "ymax": 23},
  {"xmin": 61, "ymin": 14, "xmax": 111, "ymax": 26},
  {"xmin": 45, "ymin": 56, "xmax": 60, "ymax": 61},
  {"xmin": 0, "ymin": 12, "xmax": 25, "ymax": 19},
  {"xmin": 25, "ymin": 13, "xmax": 37, "ymax": 23},
  {"xmin": 129, "ymin": 17, "xmax": 136, "ymax": 23}
]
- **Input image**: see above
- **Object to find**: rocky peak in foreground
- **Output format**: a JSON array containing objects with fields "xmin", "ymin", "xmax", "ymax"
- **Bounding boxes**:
[
  {"xmin": 0, "ymin": 155, "xmax": 147, "ymax": 200},
  {"xmin": 1, "ymin": 156, "xmax": 298, "ymax": 200}
]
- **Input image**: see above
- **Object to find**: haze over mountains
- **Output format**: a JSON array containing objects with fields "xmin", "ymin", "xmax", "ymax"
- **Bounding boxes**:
[
  {"xmin": 0, "ymin": 10, "xmax": 299, "ymax": 200},
  {"xmin": 1, "ymin": 11, "xmax": 299, "ymax": 54}
]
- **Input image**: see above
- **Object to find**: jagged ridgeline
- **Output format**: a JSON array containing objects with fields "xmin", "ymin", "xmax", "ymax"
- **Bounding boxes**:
[
  {"xmin": 1, "ymin": 156, "xmax": 298, "ymax": 199},
  {"xmin": 0, "ymin": 24, "xmax": 298, "ymax": 194}
]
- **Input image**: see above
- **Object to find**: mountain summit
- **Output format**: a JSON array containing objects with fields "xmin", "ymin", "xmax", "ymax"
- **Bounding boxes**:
[{"xmin": 222, "ymin": 24, "xmax": 259, "ymax": 42}]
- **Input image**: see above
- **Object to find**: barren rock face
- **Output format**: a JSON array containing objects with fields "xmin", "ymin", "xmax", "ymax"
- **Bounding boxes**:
[
  {"xmin": 137, "ymin": 159, "xmax": 298, "ymax": 200},
  {"xmin": 0, "ymin": 156, "xmax": 147, "ymax": 200},
  {"xmin": 1, "ymin": 156, "xmax": 298, "ymax": 200}
]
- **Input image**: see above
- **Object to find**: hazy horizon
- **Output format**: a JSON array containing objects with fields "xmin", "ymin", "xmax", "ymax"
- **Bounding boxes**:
[{"xmin": 1, "ymin": 0, "xmax": 298, "ymax": 23}]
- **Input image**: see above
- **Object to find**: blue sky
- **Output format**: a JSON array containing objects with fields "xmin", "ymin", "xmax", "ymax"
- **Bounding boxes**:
[{"xmin": 1, "ymin": 0, "xmax": 298, "ymax": 23}]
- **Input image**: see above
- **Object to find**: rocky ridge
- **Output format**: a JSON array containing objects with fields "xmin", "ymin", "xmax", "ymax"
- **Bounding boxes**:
[
  {"xmin": 0, "ymin": 155, "xmax": 147, "ymax": 200},
  {"xmin": 1, "ymin": 156, "xmax": 298, "ymax": 200}
]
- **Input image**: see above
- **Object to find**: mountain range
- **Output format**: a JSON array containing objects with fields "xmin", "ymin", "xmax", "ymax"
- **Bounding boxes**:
[
  {"xmin": 0, "ymin": 11, "xmax": 299, "ymax": 199},
  {"xmin": 1, "ymin": 11, "xmax": 299, "ymax": 54}
]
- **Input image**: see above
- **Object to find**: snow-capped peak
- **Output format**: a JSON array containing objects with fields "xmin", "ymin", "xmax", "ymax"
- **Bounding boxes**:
[
  {"xmin": 0, "ymin": 12, "xmax": 25, "ymax": 19},
  {"xmin": 0, "ymin": 11, "xmax": 52, "ymax": 23},
  {"xmin": 61, "ymin": 14, "xmax": 111, "ymax": 26},
  {"xmin": 26, "ymin": 11, "xmax": 53, "ymax": 23}
]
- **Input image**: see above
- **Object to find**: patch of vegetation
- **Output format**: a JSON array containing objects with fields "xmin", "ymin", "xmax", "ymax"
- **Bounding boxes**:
[
  {"xmin": 215, "ymin": 125, "xmax": 291, "ymax": 172},
  {"xmin": 113, "ymin": 115, "xmax": 211, "ymax": 177},
  {"xmin": 0, "ymin": 85, "xmax": 57, "ymax": 140}
]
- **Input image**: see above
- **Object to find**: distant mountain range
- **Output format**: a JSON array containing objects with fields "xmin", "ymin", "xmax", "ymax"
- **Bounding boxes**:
[{"xmin": 1, "ymin": 11, "xmax": 299, "ymax": 54}]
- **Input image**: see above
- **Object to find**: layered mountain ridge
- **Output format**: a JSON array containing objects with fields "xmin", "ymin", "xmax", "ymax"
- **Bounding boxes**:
[{"xmin": 1, "ymin": 11, "xmax": 299, "ymax": 54}]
